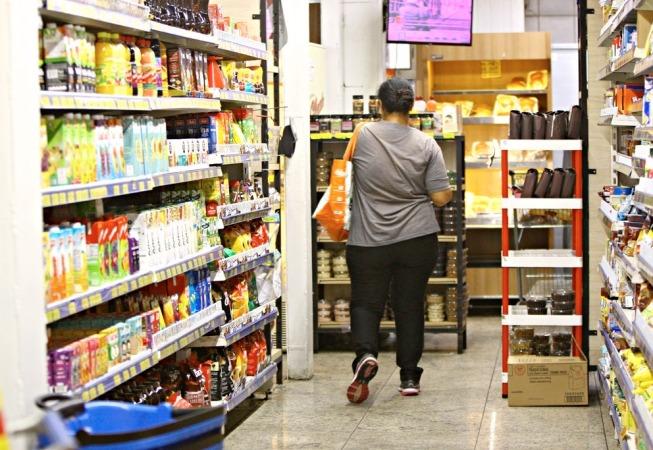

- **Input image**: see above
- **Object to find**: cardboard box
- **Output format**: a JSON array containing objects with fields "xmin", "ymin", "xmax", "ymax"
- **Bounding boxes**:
[
  {"xmin": 508, "ymin": 355, "xmax": 588, "ymax": 406},
  {"xmin": 615, "ymin": 84, "xmax": 644, "ymax": 115}
]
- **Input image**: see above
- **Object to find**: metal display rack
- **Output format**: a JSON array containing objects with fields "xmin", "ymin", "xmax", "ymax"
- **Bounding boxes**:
[
  {"xmin": 310, "ymin": 134, "xmax": 467, "ymax": 353},
  {"xmin": 38, "ymin": 0, "xmax": 284, "ymax": 408},
  {"xmin": 591, "ymin": 0, "xmax": 653, "ymax": 445},
  {"xmin": 500, "ymin": 139, "xmax": 584, "ymax": 397}
]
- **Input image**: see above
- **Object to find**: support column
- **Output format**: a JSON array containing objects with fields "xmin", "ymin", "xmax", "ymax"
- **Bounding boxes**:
[
  {"xmin": 281, "ymin": 0, "xmax": 313, "ymax": 379},
  {"xmin": 0, "ymin": 0, "xmax": 48, "ymax": 446}
]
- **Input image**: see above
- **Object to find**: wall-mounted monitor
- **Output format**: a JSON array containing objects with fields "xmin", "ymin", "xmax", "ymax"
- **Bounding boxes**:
[{"xmin": 387, "ymin": 0, "xmax": 473, "ymax": 46}]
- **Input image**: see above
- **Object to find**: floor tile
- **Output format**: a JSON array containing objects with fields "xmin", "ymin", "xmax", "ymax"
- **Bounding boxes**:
[{"xmin": 225, "ymin": 317, "xmax": 612, "ymax": 450}]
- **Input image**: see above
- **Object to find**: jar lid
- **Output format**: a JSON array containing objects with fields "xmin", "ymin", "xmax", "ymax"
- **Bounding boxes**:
[
  {"xmin": 370, "ymin": 95, "xmax": 378, "ymax": 99},
  {"xmin": 353, "ymin": 95, "xmax": 364, "ymax": 99}
]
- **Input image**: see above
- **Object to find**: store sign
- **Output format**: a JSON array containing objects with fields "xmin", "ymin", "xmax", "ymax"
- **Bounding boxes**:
[{"xmin": 480, "ymin": 60, "xmax": 502, "ymax": 79}]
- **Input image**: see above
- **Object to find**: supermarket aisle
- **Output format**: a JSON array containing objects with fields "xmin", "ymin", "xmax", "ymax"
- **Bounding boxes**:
[{"xmin": 226, "ymin": 317, "xmax": 611, "ymax": 450}]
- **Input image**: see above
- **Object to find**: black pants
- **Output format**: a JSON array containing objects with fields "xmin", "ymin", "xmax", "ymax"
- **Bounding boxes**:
[{"xmin": 346, "ymin": 233, "xmax": 438, "ymax": 381}]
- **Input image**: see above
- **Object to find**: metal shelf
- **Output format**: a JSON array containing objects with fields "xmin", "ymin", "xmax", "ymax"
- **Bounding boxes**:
[
  {"xmin": 597, "ymin": 48, "xmax": 640, "ymax": 82},
  {"xmin": 45, "ymin": 245, "xmax": 223, "ymax": 323},
  {"xmin": 223, "ymin": 363, "xmax": 277, "ymax": 411},
  {"xmin": 73, "ymin": 306, "xmax": 226, "ymax": 401},
  {"xmin": 432, "ymin": 89, "xmax": 547, "ymax": 95},
  {"xmin": 501, "ymin": 314, "xmax": 582, "ymax": 326},
  {"xmin": 501, "ymin": 198, "xmax": 583, "ymax": 210},
  {"xmin": 317, "ymin": 320, "xmax": 458, "ymax": 333},
  {"xmin": 42, "ymin": 166, "xmax": 223, "ymax": 207},
  {"xmin": 192, "ymin": 306, "xmax": 279, "ymax": 348},
  {"xmin": 598, "ymin": 0, "xmax": 652, "ymax": 47},
  {"xmin": 501, "ymin": 250, "xmax": 582, "ymax": 268},
  {"xmin": 41, "ymin": 0, "xmax": 267, "ymax": 61},
  {"xmin": 214, "ymin": 249, "xmax": 274, "ymax": 281},
  {"xmin": 500, "ymin": 139, "xmax": 583, "ymax": 151},
  {"xmin": 463, "ymin": 116, "xmax": 509, "ymax": 125}
]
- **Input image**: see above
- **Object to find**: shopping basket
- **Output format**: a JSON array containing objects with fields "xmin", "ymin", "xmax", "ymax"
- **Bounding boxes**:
[{"xmin": 35, "ymin": 394, "xmax": 225, "ymax": 450}]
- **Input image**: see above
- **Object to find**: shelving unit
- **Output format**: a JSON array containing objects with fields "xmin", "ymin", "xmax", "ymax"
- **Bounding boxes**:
[
  {"xmin": 594, "ymin": 5, "xmax": 653, "ymax": 441},
  {"xmin": 38, "ymin": 0, "xmax": 284, "ymax": 413},
  {"xmin": 310, "ymin": 135, "xmax": 467, "ymax": 353},
  {"xmin": 416, "ymin": 32, "xmax": 555, "ymax": 302},
  {"xmin": 500, "ymin": 139, "xmax": 585, "ymax": 397}
]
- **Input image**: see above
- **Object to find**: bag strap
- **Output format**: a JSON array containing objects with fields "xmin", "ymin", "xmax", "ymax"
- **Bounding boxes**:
[{"xmin": 343, "ymin": 123, "xmax": 366, "ymax": 162}]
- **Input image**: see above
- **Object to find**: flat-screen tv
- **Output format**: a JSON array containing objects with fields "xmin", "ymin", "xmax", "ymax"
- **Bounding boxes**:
[{"xmin": 387, "ymin": 0, "xmax": 473, "ymax": 46}]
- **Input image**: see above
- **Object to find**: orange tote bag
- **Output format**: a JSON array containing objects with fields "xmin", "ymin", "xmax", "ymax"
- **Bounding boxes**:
[{"xmin": 312, "ymin": 124, "xmax": 365, "ymax": 241}]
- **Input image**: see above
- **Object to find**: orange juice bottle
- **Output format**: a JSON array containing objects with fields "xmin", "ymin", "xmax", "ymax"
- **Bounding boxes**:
[
  {"xmin": 95, "ymin": 32, "xmax": 115, "ymax": 94},
  {"xmin": 138, "ymin": 39, "xmax": 157, "ymax": 97}
]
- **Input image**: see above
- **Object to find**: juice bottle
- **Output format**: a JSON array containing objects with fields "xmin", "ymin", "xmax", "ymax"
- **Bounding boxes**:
[
  {"xmin": 160, "ymin": 41, "xmax": 169, "ymax": 97},
  {"xmin": 112, "ymin": 33, "xmax": 129, "ymax": 96},
  {"xmin": 138, "ymin": 38, "xmax": 157, "ymax": 97},
  {"xmin": 151, "ymin": 39, "xmax": 164, "ymax": 97},
  {"xmin": 43, "ymin": 229, "xmax": 52, "ymax": 303},
  {"xmin": 87, "ymin": 33, "xmax": 96, "ymax": 92},
  {"xmin": 61, "ymin": 225, "xmax": 74, "ymax": 297},
  {"xmin": 40, "ymin": 117, "xmax": 50, "ymax": 188},
  {"xmin": 48, "ymin": 226, "xmax": 66, "ymax": 301},
  {"xmin": 72, "ymin": 222, "xmax": 88, "ymax": 293},
  {"xmin": 123, "ymin": 35, "xmax": 143, "ymax": 96},
  {"xmin": 83, "ymin": 114, "xmax": 95, "ymax": 183},
  {"xmin": 62, "ymin": 113, "xmax": 74, "ymax": 185},
  {"xmin": 71, "ymin": 113, "xmax": 83, "ymax": 184},
  {"xmin": 95, "ymin": 32, "xmax": 115, "ymax": 94}
]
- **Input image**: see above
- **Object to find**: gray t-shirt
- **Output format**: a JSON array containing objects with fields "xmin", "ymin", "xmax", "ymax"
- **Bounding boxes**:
[{"xmin": 348, "ymin": 121, "xmax": 450, "ymax": 247}]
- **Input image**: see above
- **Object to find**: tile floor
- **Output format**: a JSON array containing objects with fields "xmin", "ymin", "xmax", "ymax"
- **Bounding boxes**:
[{"xmin": 226, "ymin": 316, "xmax": 617, "ymax": 450}]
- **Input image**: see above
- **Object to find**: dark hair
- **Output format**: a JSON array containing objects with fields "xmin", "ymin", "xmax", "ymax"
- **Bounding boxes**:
[{"xmin": 377, "ymin": 78, "xmax": 414, "ymax": 115}]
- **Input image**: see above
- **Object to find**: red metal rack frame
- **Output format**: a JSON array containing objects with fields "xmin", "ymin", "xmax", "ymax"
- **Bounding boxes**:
[{"xmin": 500, "ymin": 140, "xmax": 584, "ymax": 397}]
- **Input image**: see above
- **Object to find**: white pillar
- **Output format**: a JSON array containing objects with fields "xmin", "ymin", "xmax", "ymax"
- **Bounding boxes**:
[
  {"xmin": 281, "ymin": 0, "xmax": 314, "ymax": 379},
  {"xmin": 320, "ymin": 0, "xmax": 344, "ymax": 114},
  {"xmin": 0, "ymin": 0, "xmax": 48, "ymax": 446}
]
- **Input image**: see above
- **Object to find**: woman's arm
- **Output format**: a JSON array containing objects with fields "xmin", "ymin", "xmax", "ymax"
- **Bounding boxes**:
[
  {"xmin": 425, "ymin": 141, "xmax": 452, "ymax": 206},
  {"xmin": 430, "ymin": 188, "xmax": 453, "ymax": 207}
]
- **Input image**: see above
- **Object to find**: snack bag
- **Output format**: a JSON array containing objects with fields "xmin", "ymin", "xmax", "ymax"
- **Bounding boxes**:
[{"xmin": 250, "ymin": 219, "xmax": 269, "ymax": 248}]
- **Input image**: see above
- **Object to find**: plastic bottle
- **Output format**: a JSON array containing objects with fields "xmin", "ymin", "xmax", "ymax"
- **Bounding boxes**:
[
  {"xmin": 61, "ymin": 226, "xmax": 75, "ymax": 297},
  {"xmin": 62, "ymin": 113, "xmax": 75, "ymax": 184},
  {"xmin": 95, "ymin": 32, "xmax": 115, "ymax": 94},
  {"xmin": 160, "ymin": 41, "xmax": 169, "ymax": 97},
  {"xmin": 48, "ymin": 226, "xmax": 66, "ymax": 301},
  {"xmin": 83, "ymin": 114, "xmax": 95, "ymax": 183},
  {"xmin": 414, "ymin": 96, "xmax": 427, "ymax": 113},
  {"xmin": 112, "ymin": 33, "xmax": 129, "ymax": 95},
  {"xmin": 123, "ymin": 35, "xmax": 143, "ymax": 96},
  {"xmin": 71, "ymin": 113, "xmax": 83, "ymax": 184},
  {"xmin": 87, "ymin": 33, "xmax": 96, "ymax": 92},
  {"xmin": 72, "ymin": 222, "xmax": 88, "ymax": 293},
  {"xmin": 138, "ymin": 39, "xmax": 157, "ymax": 97},
  {"xmin": 151, "ymin": 39, "xmax": 164, "ymax": 98}
]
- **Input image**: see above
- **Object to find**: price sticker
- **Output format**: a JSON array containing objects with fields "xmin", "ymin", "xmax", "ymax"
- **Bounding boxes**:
[
  {"xmin": 67, "ymin": 302, "xmax": 77, "ymax": 315},
  {"xmin": 97, "ymin": 384, "xmax": 105, "ymax": 395},
  {"xmin": 75, "ymin": 189, "xmax": 89, "ymax": 202},
  {"xmin": 47, "ymin": 308, "xmax": 61, "ymax": 323},
  {"xmin": 122, "ymin": 370, "xmax": 129, "ymax": 380},
  {"xmin": 113, "ymin": 375, "xmax": 121, "ymax": 386},
  {"xmin": 81, "ymin": 297, "xmax": 90, "ymax": 310},
  {"xmin": 42, "ymin": 194, "xmax": 52, "ymax": 208},
  {"xmin": 57, "ymin": 192, "xmax": 66, "ymax": 205},
  {"xmin": 67, "ymin": 191, "xmax": 76, "ymax": 204},
  {"xmin": 88, "ymin": 387, "xmax": 98, "ymax": 400},
  {"xmin": 90, "ymin": 293, "xmax": 102, "ymax": 306},
  {"xmin": 139, "ymin": 359, "xmax": 151, "ymax": 372},
  {"xmin": 129, "ymin": 366, "xmax": 137, "ymax": 377},
  {"xmin": 52, "ymin": 96, "xmax": 62, "ymax": 108},
  {"xmin": 81, "ymin": 391, "xmax": 90, "ymax": 402}
]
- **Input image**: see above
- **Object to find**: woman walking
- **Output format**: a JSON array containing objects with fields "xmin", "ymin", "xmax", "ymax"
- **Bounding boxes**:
[{"xmin": 346, "ymin": 78, "xmax": 452, "ymax": 403}]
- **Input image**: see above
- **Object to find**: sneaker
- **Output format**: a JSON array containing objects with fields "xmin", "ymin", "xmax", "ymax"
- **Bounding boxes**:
[
  {"xmin": 399, "ymin": 379, "xmax": 420, "ymax": 396},
  {"xmin": 347, "ymin": 354, "xmax": 379, "ymax": 404}
]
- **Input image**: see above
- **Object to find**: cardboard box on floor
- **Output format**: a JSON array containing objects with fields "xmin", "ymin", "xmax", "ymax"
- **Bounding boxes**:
[{"xmin": 508, "ymin": 354, "xmax": 588, "ymax": 406}]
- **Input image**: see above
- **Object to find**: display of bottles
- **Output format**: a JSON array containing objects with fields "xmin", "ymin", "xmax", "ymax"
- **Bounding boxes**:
[
  {"xmin": 43, "ymin": 23, "xmax": 96, "ymax": 93},
  {"xmin": 122, "ymin": 35, "xmax": 143, "ymax": 96},
  {"xmin": 41, "ymin": 114, "xmax": 168, "ymax": 187},
  {"xmin": 147, "ymin": 0, "xmax": 211, "ymax": 35}
]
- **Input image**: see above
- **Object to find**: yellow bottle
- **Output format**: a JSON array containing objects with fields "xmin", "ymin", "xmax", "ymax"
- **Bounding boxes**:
[
  {"xmin": 95, "ymin": 32, "xmax": 115, "ymax": 94},
  {"xmin": 112, "ymin": 33, "xmax": 128, "ymax": 96}
]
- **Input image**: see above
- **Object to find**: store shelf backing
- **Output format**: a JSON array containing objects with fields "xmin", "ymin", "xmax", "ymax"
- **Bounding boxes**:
[
  {"xmin": 310, "ymin": 133, "xmax": 468, "ymax": 353},
  {"xmin": 38, "ymin": 0, "xmax": 285, "ymax": 414}
]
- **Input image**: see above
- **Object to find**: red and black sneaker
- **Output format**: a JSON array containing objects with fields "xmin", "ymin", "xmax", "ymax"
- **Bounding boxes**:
[
  {"xmin": 347, "ymin": 354, "xmax": 379, "ymax": 404},
  {"xmin": 398, "ymin": 379, "xmax": 420, "ymax": 396}
]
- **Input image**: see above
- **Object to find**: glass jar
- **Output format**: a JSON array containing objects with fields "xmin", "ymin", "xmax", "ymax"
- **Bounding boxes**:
[
  {"xmin": 329, "ymin": 115, "xmax": 342, "ymax": 134},
  {"xmin": 318, "ymin": 116, "xmax": 330, "ymax": 133},
  {"xmin": 310, "ymin": 115, "xmax": 320, "ymax": 133},
  {"xmin": 352, "ymin": 95, "xmax": 364, "ymax": 114},
  {"xmin": 342, "ymin": 115, "xmax": 353, "ymax": 132},
  {"xmin": 368, "ymin": 95, "xmax": 380, "ymax": 115},
  {"xmin": 408, "ymin": 114, "xmax": 421, "ymax": 129},
  {"xmin": 352, "ymin": 115, "xmax": 364, "ymax": 128},
  {"xmin": 420, "ymin": 114, "xmax": 434, "ymax": 131}
]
